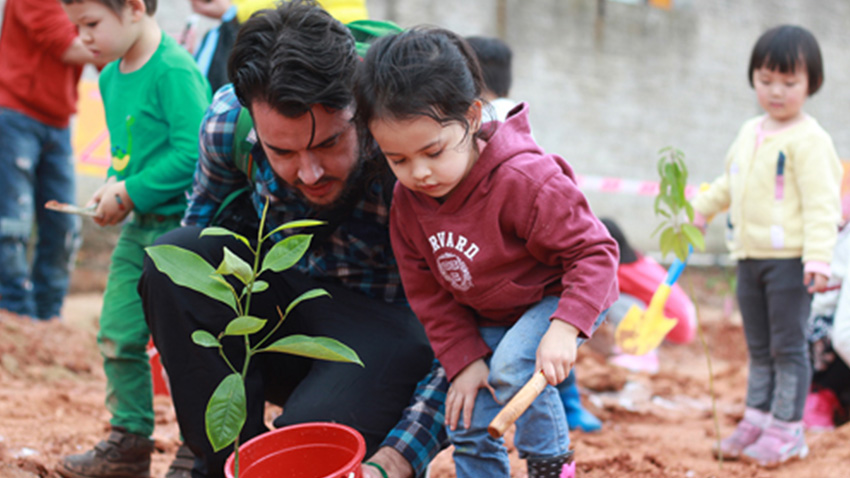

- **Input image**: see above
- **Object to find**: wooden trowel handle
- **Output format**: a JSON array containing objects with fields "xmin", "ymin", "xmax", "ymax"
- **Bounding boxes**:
[{"xmin": 487, "ymin": 371, "xmax": 549, "ymax": 438}]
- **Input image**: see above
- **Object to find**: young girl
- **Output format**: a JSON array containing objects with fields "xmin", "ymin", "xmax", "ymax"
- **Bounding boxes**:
[
  {"xmin": 354, "ymin": 28, "xmax": 619, "ymax": 478},
  {"xmin": 693, "ymin": 25, "xmax": 842, "ymax": 468}
]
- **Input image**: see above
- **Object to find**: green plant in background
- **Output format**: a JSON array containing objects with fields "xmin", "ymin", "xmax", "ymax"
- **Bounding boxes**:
[
  {"xmin": 652, "ymin": 146, "xmax": 705, "ymax": 261},
  {"xmin": 652, "ymin": 147, "xmax": 723, "ymax": 467},
  {"xmin": 145, "ymin": 201, "xmax": 363, "ymax": 477}
]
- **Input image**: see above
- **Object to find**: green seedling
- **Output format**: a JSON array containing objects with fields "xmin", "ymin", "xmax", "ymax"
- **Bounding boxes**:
[
  {"xmin": 146, "ymin": 200, "xmax": 363, "ymax": 477},
  {"xmin": 652, "ymin": 147, "xmax": 722, "ymax": 467},
  {"xmin": 652, "ymin": 146, "xmax": 705, "ymax": 261}
]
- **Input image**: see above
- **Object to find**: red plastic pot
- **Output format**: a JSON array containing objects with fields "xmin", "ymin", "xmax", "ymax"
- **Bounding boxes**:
[{"xmin": 224, "ymin": 422, "xmax": 366, "ymax": 478}]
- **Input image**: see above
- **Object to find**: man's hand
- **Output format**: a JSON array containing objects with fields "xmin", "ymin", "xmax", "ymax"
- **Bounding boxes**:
[
  {"xmin": 190, "ymin": 0, "xmax": 233, "ymax": 19},
  {"xmin": 445, "ymin": 359, "xmax": 494, "ymax": 431},
  {"xmin": 536, "ymin": 320, "xmax": 579, "ymax": 386},
  {"xmin": 361, "ymin": 446, "xmax": 413, "ymax": 478}
]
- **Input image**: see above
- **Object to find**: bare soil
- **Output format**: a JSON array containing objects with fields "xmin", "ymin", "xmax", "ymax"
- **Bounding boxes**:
[{"xmin": 1, "ymin": 262, "xmax": 848, "ymax": 478}]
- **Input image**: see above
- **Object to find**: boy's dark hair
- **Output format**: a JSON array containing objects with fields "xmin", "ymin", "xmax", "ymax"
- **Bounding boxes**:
[
  {"xmin": 354, "ymin": 27, "xmax": 486, "ymax": 138},
  {"xmin": 466, "ymin": 36, "xmax": 513, "ymax": 98},
  {"xmin": 59, "ymin": 0, "xmax": 157, "ymax": 16},
  {"xmin": 228, "ymin": 0, "xmax": 358, "ymax": 117},
  {"xmin": 748, "ymin": 24, "xmax": 823, "ymax": 95}
]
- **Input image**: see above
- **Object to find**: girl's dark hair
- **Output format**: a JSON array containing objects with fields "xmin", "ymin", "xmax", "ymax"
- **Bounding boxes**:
[
  {"xmin": 60, "ymin": 0, "xmax": 157, "ymax": 15},
  {"xmin": 354, "ymin": 27, "xmax": 488, "ymax": 138},
  {"xmin": 228, "ymin": 0, "xmax": 358, "ymax": 117},
  {"xmin": 748, "ymin": 25, "xmax": 824, "ymax": 95}
]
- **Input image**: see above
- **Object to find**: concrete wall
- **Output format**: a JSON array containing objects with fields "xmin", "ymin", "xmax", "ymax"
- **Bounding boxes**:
[
  {"xmin": 368, "ymin": 0, "xmax": 850, "ymax": 260},
  {"xmin": 4, "ymin": 0, "xmax": 849, "ymax": 260}
]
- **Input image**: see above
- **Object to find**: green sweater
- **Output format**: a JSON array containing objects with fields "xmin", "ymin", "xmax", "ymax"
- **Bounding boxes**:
[{"xmin": 99, "ymin": 32, "xmax": 211, "ymax": 217}]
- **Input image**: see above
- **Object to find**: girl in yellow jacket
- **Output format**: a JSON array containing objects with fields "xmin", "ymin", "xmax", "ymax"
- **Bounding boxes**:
[{"xmin": 694, "ymin": 25, "xmax": 841, "ymax": 469}]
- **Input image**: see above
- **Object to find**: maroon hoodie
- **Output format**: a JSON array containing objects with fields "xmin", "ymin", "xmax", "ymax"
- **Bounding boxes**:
[{"xmin": 390, "ymin": 103, "xmax": 619, "ymax": 380}]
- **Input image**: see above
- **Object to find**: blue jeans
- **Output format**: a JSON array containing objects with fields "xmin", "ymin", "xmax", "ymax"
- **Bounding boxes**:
[
  {"xmin": 0, "ymin": 108, "xmax": 79, "ymax": 319},
  {"xmin": 448, "ymin": 297, "xmax": 606, "ymax": 477}
]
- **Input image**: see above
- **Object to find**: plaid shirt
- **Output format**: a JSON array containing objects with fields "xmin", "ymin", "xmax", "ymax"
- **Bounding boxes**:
[{"xmin": 184, "ymin": 85, "xmax": 448, "ymax": 474}]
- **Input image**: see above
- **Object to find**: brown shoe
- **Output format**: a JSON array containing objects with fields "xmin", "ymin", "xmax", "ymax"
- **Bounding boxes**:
[
  {"xmin": 164, "ymin": 443, "xmax": 194, "ymax": 478},
  {"xmin": 58, "ymin": 428, "xmax": 154, "ymax": 478}
]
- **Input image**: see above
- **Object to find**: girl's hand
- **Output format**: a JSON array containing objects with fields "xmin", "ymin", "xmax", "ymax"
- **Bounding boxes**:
[
  {"xmin": 536, "ymin": 320, "xmax": 580, "ymax": 386},
  {"xmin": 805, "ymin": 272, "xmax": 829, "ymax": 294},
  {"xmin": 445, "ymin": 359, "xmax": 495, "ymax": 431},
  {"xmin": 93, "ymin": 181, "xmax": 133, "ymax": 227}
]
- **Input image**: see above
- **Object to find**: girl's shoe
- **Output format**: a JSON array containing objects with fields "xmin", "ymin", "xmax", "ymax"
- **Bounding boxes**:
[
  {"xmin": 803, "ymin": 388, "xmax": 839, "ymax": 431},
  {"xmin": 712, "ymin": 418, "xmax": 763, "ymax": 460},
  {"xmin": 559, "ymin": 461, "xmax": 576, "ymax": 478},
  {"xmin": 741, "ymin": 421, "xmax": 808, "ymax": 468}
]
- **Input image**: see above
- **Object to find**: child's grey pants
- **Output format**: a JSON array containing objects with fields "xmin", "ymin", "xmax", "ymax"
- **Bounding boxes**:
[{"xmin": 736, "ymin": 258, "xmax": 812, "ymax": 422}]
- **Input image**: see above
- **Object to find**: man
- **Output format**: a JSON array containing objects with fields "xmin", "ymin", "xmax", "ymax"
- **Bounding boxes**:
[{"xmin": 139, "ymin": 2, "xmax": 447, "ymax": 478}]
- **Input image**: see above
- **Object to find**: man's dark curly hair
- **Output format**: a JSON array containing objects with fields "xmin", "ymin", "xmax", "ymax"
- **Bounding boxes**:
[{"xmin": 228, "ymin": 0, "xmax": 359, "ymax": 117}]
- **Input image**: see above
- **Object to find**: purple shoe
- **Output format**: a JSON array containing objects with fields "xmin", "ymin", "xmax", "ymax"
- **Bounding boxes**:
[
  {"xmin": 741, "ymin": 422, "xmax": 808, "ymax": 468},
  {"xmin": 712, "ymin": 418, "xmax": 763, "ymax": 460}
]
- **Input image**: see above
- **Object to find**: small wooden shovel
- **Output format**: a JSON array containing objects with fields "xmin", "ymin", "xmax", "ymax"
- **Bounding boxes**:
[
  {"xmin": 488, "ymin": 370, "xmax": 549, "ymax": 438},
  {"xmin": 614, "ymin": 253, "xmax": 689, "ymax": 356}
]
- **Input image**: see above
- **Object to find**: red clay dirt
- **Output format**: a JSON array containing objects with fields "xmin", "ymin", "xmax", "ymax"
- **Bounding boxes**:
[{"xmin": 1, "ymin": 268, "xmax": 849, "ymax": 478}]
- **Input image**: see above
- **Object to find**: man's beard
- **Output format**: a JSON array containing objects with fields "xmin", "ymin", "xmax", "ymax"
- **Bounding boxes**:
[{"xmin": 299, "ymin": 156, "xmax": 366, "ymax": 213}]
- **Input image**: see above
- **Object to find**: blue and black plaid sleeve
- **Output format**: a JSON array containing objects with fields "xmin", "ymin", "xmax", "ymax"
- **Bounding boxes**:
[
  {"xmin": 183, "ymin": 84, "xmax": 251, "ymax": 227},
  {"xmin": 381, "ymin": 360, "xmax": 449, "ymax": 477}
]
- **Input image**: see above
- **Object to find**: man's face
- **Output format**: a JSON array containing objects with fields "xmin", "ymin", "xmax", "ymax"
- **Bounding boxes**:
[{"xmin": 251, "ymin": 102, "xmax": 359, "ymax": 206}]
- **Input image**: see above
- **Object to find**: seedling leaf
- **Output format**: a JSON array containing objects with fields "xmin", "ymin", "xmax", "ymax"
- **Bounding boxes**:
[
  {"xmin": 200, "ymin": 226, "xmax": 251, "ymax": 249},
  {"xmin": 266, "ymin": 219, "xmax": 326, "ymax": 238},
  {"xmin": 146, "ymin": 245, "xmax": 237, "ymax": 310},
  {"xmin": 259, "ymin": 334, "xmax": 363, "ymax": 366},
  {"xmin": 224, "ymin": 316, "xmax": 267, "ymax": 336},
  {"xmin": 284, "ymin": 288, "xmax": 331, "ymax": 317},
  {"xmin": 261, "ymin": 235, "xmax": 312, "ymax": 274},
  {"xmin": 192, "ymin": 330, "xmax": 221, "ymax": 348},
  {"xmin": 205, "ymin": 373, "xmax": 246, "ymax": 452},
  {"xmin": 216, "ymin": 247, "xmax": 254, "ymax": 285}
]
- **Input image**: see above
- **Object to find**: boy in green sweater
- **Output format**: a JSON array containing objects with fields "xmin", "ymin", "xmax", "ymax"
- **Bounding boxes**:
[{"xmin": 58, "ymin": 1, "xmax": 211, "ymax": 477}]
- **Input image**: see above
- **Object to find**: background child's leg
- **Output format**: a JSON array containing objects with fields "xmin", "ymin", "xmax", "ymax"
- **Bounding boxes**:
[
  {"xmin": 0, "ymin": 108, "xmax": 42, "ymax": 317},
  {"xmin": 761, "ymin": 259, "xmax": 811, "ymax": 422},
  {"xmin": 32, "ymin": 125, "xmax": 79, "ymax": 320},
  {"xmin": 736, "ymin": 260, "xmax": 775, "ymax": 414},
  {"xmin": 99, "ymin": 223, "xmax": 159, "ymax": 438}
]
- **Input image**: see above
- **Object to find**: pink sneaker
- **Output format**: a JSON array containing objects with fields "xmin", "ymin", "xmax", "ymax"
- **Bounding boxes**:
[
  {"xmin": 559, "ymin": 461, "xmax": 576, "ymax": 478},
  {"xmin": 712, "ymin": 418, "xmax": 763, "ymax": 460},
  {"xmin": 803, "ymin": 388, "xmax": 839, "ymax": 432},
  {"xmin": 608, "ymin": 349, "xmax": 659, "ymax": 374},
  {"xmin": 741, "ymin": 422, "xmax": 808, "ymax": 468}
]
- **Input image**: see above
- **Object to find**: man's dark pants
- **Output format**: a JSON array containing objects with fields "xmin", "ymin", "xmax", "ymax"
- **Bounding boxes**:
[{"xmin": 140, "ymin": 226, "xmax": 434, "ymax": 478}]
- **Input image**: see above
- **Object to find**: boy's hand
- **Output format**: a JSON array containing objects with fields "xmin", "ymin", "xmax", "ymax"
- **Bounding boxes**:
[
  {"xmin": 190, "ymin": 0, "xmax": 233, "ymax": 19},
  {"xmin": 91, "ymin": 180, "xmax": 133, "ymax": 227},
  {"xmin": 445, "ymin": 359, "xmax": 494, "ymax": 431},
  {"xmin": 805, "ymin": 272, "xmax": 829, "ymax": 294},
  {"xmin": 536, "ymin": 320, "xmax": 579, "ymax": 386}
]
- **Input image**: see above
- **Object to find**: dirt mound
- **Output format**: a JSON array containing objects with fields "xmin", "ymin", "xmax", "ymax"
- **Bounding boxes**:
[{"xmin": 2, "ymin": 268, "xmax": 849, "ymax": 478}]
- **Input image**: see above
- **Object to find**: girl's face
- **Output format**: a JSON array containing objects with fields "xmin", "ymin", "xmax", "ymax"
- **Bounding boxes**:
[
  {"xmin": 752, "ymin": 63, "xmax": 810, "ymax": 126},
  {"xmin": 370, "ymin": 105, "xmax": 481, "ymax": 201},
  {"xmin": 63, "ymin": 0, "xmax": 141, "ymax": 64}
]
